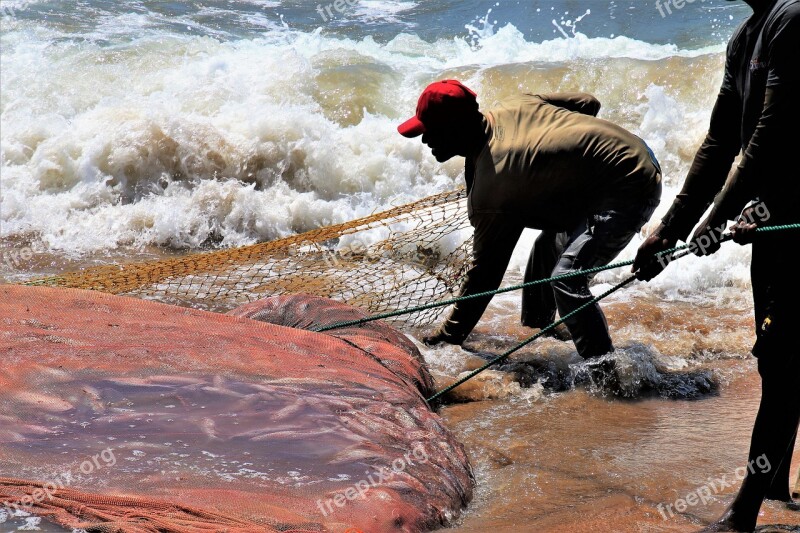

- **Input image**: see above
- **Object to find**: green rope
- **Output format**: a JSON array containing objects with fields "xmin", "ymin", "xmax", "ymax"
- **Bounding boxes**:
[
  {"xmin": 313, "ymin": 244, "xmax": 683, "ymax": 333},
  {"xmin": 314, "ymin": 223, "xmax": 799, "ymax": 333},
  {"xmin": 425, "ymin": 274, "xmax": 638, "ymax": 403},
  {"xmin": 755, "ymin": 223, "xmax": 800, "ymax": 233},
  {"xmin": 15, "ymin": 223, "xmax": 796, "ymax": 405},
  {"xmin": 423, "ymin": 222, "xmax": 799, "ymax": 404}
]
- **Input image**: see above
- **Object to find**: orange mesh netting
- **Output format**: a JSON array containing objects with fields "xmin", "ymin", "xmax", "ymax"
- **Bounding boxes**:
[
  {"xmin": 0, "ymin": 286, "xmax": 473, "ymax": 532},
  {"xmin": 25, "ymin": 189, "xmax": 472, "ymax": 325},
  {"xmin": 0, "ymin": 477, "xmax": 298, "ymax": 532}
]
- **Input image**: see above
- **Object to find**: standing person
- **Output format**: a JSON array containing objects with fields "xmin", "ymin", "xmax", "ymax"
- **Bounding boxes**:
[
  {"xmin": 633, "ymin": 0, "xmax": 800, "ymax": 530},
  {"xmin": 397, "ymin": 80, "xmax": 662, "ymax": 359}
]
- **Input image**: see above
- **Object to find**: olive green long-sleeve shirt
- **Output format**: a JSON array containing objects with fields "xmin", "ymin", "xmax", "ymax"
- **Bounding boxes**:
[{"xmin": 439, "ymin": 93, "xmax": 661, "ymax": 343}]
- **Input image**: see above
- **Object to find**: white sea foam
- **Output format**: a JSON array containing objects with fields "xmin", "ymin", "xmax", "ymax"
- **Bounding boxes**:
[
  {"xmin": 354, "ymin": 1, "xmax": 418, "ymax": 25},
  {"xmin": 0, "ymin": 14, "xmax": 750, "ymax": 294}
]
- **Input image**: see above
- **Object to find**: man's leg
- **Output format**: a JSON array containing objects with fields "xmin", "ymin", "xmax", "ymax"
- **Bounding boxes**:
[
  {"xmin": 521, "ymin": 230, "xmax": 569, "ymax": 328},
  {"xmin": 703, "ymin": 352, "xmax": 800, "ymax": 531},
  {"xmin": 550, "ymin": 207, "xmax": 653, "ymax": 359},
  {"xmin": 794, "ymin": 465, "xmax": 800, "ymax": 499},
  {"xmin": 765, "ymin": 429, "xmax": 797, "ymax": 501},
  {"xmin": 703, "ymin": 230, "xmax": 800, "ymax": 531}
]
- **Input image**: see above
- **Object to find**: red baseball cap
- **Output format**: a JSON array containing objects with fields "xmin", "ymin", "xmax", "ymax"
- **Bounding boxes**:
[{"xmin": 397, "ymin": 80, "xmax": 479, "ymax": 138}]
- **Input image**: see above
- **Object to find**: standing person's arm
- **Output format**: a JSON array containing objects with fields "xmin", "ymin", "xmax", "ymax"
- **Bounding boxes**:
[
  {"xmin": 424, "ymin": 214, "xmax": 524, "ymax": 345},
  {"xmin": 658, "ymin": 93, "xmax": 743, "ymax": 241},
  {"xmin": 633, "ymin": 42, "xmax": 743, "ymax": 279},
  {"xmin": 707, "ymin": 9, "xmax": 800, "ymax": 226}
]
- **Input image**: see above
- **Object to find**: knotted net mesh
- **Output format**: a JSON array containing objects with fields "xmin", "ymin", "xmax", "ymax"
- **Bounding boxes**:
[{"xmin": 26, "ymin": 189, "xmax": 472, "ymax": 325}]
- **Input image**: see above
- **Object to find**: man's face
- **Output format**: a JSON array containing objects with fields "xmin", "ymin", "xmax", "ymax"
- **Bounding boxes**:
[{"xmin": 421, "ymin": 124, "xmax": 468, "ymax": 162}]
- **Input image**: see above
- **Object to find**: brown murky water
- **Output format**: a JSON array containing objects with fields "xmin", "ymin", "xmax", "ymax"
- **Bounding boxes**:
[
  {"xmin": 442, "ymin": 364, "xmax": 799, "ymax": 532},
  {"xmin": 416, "ymin": 292, "xmax": 800, "ymax": 532}
]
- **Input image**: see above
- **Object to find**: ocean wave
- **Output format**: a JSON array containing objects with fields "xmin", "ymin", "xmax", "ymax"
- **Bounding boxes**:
[{"xmin": 0, "ymin": 20, "xmax": 748, "ymax": 292}]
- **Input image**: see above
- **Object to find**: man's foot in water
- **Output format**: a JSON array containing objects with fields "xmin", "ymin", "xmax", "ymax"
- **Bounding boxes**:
[
  {"xmin": 697, "ymin": 509, "xmax": 755, "ymax": 532},
  {"xmin": 697, "ymin": 524, "xmax": 745, "ymax": 532},
  {"xmin": 766, "ymin": 484, "xmax": 799, "ymax": 510},
  {"xmin": 585, "ymin": 357, "xmax": 620, "ymax": 391},
  {"xmin": 571, "ymin": 355, "xmax": 624, "ymax": 395},
  {"xmin": 765, "ymin": 491, "xmax": 792, "ymax": 502}
]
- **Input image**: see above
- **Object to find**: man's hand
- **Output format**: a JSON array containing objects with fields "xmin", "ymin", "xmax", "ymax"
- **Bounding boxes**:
[
  {"xmin": 632, "ymin": 224, "xmax": 678, "ymax": 281},
  {"xmin": 422, "ymin": 329, "xmax": 462, "ymax": 347},
  {"xmin": 730, "ymin": 219, "xmax": 758, "ymax": 245},
  {"xmin": 729, "ymin": 205, "xmax": 764, "ymax": 245},
  {"xmin": 689, "ymin": 213, "xmax": 728, "ymax": 256}
]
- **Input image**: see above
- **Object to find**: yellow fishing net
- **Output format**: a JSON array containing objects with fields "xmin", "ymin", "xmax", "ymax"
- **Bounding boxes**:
[{"xmin": 26, "ymin": 189, "xmax": 472, "ymax": 325}]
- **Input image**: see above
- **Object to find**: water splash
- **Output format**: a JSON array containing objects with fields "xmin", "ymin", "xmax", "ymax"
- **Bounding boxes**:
[
  {"xmin": 571, "ymin": 343, "xmax": 717, "ymax": 399},
  {"xmin": 552, "ymin": 8, "xmax": 592, "ymax": 39},
  {"xmin": 465, "ymin": 2, "xmax": 501, "ymax": 50}
]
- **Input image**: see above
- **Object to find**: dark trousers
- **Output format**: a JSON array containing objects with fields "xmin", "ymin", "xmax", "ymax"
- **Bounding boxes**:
[
  {"xmin": 521, "ymin": 185, "xmax": 661, "ymax": 359},
  {"xmin": 728, "ymin": 229, "xmax": 800, "ymax": 522}
]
